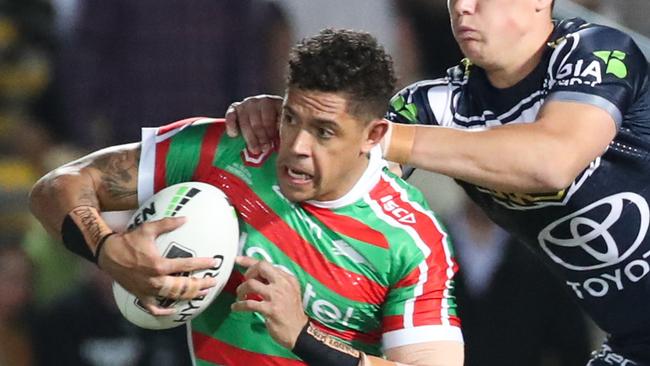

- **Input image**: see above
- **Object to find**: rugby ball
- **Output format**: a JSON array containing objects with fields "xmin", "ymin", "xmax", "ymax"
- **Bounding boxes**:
[{"xmin": 112, "ymin": 182, "xmax": 239, "ymax": 329}]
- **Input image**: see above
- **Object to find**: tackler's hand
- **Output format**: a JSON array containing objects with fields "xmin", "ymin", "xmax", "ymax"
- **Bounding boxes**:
[{"xmin": 224, "ymin": 94, "xmax": 284, "ymax": 154}]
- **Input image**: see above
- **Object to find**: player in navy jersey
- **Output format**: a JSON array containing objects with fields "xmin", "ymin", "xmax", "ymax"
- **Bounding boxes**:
[{"xmin": 223, "ymin": 1, "xmax": 650, "ymax": 364}]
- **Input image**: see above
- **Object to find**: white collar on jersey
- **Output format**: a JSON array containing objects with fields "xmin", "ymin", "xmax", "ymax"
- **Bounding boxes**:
[{"xmin": 305, "ymin": 145, "xmax": 387, "ymax": 209}]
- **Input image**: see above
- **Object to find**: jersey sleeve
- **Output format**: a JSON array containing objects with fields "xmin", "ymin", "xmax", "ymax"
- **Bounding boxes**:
[
  {"xmin": 138, "ymin": 117, "xmax": 229, "ymax": 204},
  {"xmin": 376, "ymin": 175, "xmax": 462, "ymax": 350},
  {"xmin": 385, "ymin": 80, "xmax": 449, "ymax": 126},
  {"xmin": 547, "ymin": 24, "xmax": 648, "ymax": 128}
]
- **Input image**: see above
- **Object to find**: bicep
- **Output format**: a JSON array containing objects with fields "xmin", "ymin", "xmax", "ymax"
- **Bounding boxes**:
[
  {"xmin": 84, "ymin": 142, "xmax": 141, "ymax": 211},
  {"xmin": 536, "ymin": 100, "xmax": 616, "ymax": 164},
  {"xmin": 383, "ymin": 341, "xmax": 464, "ymax": 366}
]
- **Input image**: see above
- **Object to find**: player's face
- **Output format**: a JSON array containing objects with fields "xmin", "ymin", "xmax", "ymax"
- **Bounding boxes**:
[
  {"xmin": 448, "ymin": 0, "xmax": 542, "ymax": 67},
  {"xmin": 276, "ymin": 89, "xmax": 378, "ymax": 202}
]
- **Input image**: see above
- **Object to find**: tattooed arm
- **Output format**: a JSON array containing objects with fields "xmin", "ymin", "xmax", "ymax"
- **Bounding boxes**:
[
  {"xmin": 30, "ymin": 143, "xmax": 217, "ymax": 314},
  {"xmin": 29, "ymin": 143, "xmax": 140, "ymax": 238}
]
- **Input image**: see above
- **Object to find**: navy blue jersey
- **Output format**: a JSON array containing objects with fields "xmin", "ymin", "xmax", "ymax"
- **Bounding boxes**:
[{"xmin": 387, "ymin": 18, "xmax": 650, "ymax": 340}]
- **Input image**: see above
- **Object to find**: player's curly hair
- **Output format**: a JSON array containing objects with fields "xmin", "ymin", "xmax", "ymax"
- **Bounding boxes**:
[{"xmin": 287, "ymin": 29, "xmax": 396, "ymax": 122}]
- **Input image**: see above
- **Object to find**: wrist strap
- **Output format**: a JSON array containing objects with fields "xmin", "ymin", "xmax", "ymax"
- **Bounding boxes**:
[
  {"xmin": 61, "ymin": 214, "xmax": 96, "ymax": 263},
  {"xmin": 94, "ymin": 232, "xmax": 116, "ymax": 265},
  {"xmin": 292, "ymin": 322, "xmax": 361, "ymax": 366},
  {"xmin": 383, "ymin": 123, "xmax": 416, "ymax": 164}
]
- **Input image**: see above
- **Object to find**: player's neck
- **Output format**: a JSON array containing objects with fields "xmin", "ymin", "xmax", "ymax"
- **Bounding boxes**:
[
  {"xmin": 485, "ymin": 20, "xmax": 554, "ymax": 89},
  {"xmin": 307, "ymin": 147, "xmax": 383, "ymax": 209}
]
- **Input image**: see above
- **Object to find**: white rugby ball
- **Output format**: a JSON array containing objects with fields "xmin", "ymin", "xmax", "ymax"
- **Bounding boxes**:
[{"xmin": 112, "ymin": 182, "xmax": 239, "ymax": 329}]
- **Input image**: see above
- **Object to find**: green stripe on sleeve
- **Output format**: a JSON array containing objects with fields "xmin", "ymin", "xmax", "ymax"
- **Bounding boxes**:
[{"xmin": 165, "ymin": 123, "xmax": 208, "ymax": 185}]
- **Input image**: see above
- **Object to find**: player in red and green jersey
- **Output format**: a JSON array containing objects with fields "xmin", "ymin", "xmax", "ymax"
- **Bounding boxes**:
[
  {"xmin": 140, "ymin": 116, "xmax": 461, "ymax": 365},
  {"xmin": 30, "ymin": 29, "xmax": 463, "ymax": 365}
]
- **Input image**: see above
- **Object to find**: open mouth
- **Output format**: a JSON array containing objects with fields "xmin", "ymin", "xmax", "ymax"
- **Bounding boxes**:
[{"xmin": 286, "ymin": 167, "xmax": 313, "ymax": 184}]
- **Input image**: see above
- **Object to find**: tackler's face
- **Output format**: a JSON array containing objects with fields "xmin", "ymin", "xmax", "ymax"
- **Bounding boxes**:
[
  {"xmin": 448, "ymin": 0, "xmax": 541, "ymax": 68},
  {"xmin": 275, "ymin": 88, "xmax": 377, "ymax": 203}
]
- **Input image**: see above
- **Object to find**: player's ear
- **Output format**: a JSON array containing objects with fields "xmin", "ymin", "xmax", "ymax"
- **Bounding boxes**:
[{"xmin": 360, "ymin": 118, "xmax": 389, "ymax": 155}]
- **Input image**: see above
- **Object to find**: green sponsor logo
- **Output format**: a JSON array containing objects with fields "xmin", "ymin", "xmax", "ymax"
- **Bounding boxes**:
[
  {"xmin": 165, "ymin": 186, "xmax": 201, "ymax": 216},
  {"xmin": 593, "ymin": 50, "xmax": 628, "ymax": 79},
  {"xmin": 390, "ymin": 95, "xmax": 418, "ymax": 123}
]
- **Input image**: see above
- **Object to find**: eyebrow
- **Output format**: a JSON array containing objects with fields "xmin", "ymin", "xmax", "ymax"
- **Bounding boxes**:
[{"xmin": 283, "ymin": 106, "xmax": 341, "ymax": 131}]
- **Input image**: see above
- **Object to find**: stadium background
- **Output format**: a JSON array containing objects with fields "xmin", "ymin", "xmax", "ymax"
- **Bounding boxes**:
[{"xmin": 1, "ymin": 0, "xmax": 648, "ymax": 365}]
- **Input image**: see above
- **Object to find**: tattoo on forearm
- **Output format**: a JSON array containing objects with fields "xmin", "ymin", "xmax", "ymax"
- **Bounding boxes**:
[
  {"xmin": 93, "ymin": 147, "xmax": 139, "ymax": 200},
  {"xmin": 70, "ymin": 206, "xmax": 110, "ymax": 246}
]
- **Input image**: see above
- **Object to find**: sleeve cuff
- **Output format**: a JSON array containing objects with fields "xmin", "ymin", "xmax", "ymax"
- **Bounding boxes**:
[{"xmin": 382, "ymin": 325, "xmax": 463, "ymax": 351}]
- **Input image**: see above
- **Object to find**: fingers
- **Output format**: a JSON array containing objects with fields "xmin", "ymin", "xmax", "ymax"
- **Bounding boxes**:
[
  {"xmin": 225, "ymin": 103, "xmax": 241, "ymax": 137},
  {"xmin": 239, "ymin": 257, "xmax": 281, "ymax": 284},
  {"xmin": 157, "ymin": 275, "xmax": 212, "ymax": 300},
  {"xmin": 224, "ymin": 95, "xmax": 283, "ymax": 154},
  {"xmin": 139, "ymin": 297, "xmax": 176, "ymax": 316},
  {"xmin": 260, "ymin": 98, "xmax": 281, "ymax": 143},
  {"xmin": 160, "ymin": 256, "xmax": 220, "ymax": 274},
  {"xmin": 236, "ymin": 255, "xmax": 259, "ymax": 268},
  {"xmin": 147, "ymin": 216, "xmax": 187, "ymax": 236},
  {"xmin": 236, "ymin": 278, "xmax": 271, "ymax": 301},
  {"xmin": 231, "ymin": 298, "xmax": 267, "ymax": 314},
  {"xmin": 235, "ymin": 103, "xmax": 263, "ymax": 154}
]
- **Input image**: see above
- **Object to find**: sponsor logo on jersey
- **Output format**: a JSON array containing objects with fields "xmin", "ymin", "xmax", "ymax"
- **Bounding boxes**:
[
  {"xmin": 537, "ymin": 192, "xmax": 650, "ymax": 299},
  {"xmin": 243, "ymin": 244, "xmax": 357, "ymax": 326},
  {"xmin": 593, "ymin": 50, "xmax": 628, "ymax": 79},
  {"xmin": 556, "ymin": 50, "xmax": 628, "ymax": 87},
  {"xmin": 379, "ymin": 195, "xmax": 416, "ymax": 224}
]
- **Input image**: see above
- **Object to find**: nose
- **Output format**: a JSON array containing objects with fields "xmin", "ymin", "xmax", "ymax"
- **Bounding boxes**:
[
  {"xmin": 449, "ymin": 0, "xmax": 476, "ymax": 16},
  {"xmin": 289, "ymin": 129, "xmax": 312, "ymax": 157}
]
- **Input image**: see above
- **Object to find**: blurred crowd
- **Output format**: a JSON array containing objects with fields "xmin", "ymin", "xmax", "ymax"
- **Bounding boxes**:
[{"xmin": 1, "ymin": 0, "xmax": 648, "ymax": 365}]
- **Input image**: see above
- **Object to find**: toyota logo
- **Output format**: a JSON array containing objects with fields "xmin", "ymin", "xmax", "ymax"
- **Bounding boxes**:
[{"xmin": 538, "ymin": 192, "xmax": 649, "ymax": 271}]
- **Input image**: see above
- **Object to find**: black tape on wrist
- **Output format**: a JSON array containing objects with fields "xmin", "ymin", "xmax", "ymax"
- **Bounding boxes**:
[
  {"xmin": 94, "ymin": 232, "xmax": 116, "ymax": 266},
  {"xmin": 292, "ymin": 322, "xmax": 361, "ymax": 366},
  {"xmin": 60, "ymin": 214, "xmax": 98, "ymax": 264}
]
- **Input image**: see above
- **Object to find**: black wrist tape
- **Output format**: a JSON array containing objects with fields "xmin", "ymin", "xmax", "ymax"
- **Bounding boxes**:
[
  {"xmin": 292, "ymin": 322, "xmax": 361, "ymax": 366},
  {"xmin": 61, "ymin": 214, "xmax": 98, "ymax": 264},
  {"xmin": 94, "ymin": 232, "xmax": 116, "ymax": 265}
]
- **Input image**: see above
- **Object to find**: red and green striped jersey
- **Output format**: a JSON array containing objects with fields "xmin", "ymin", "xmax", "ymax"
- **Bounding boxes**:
[{"xmin": 138, "ymin": 118, "xmax": 462, "ymax": 366}]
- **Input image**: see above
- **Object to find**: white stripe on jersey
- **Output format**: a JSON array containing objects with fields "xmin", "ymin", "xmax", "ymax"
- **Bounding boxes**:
[
  {"xmin": 382, "ymin": 325, "xmax": 463, "ymax": 350},
  {"xmin": 364, "ymin": 174, "xmax": 455, "ymax": 329},
  {"xmin": 552, "ymin": 32, "xmax": 582, "ymax": 89},
  {"xmin": 381, "ymin": 174, "xmax": 456, "ymax": 325},
  {"xmin": 423, "ymin": 82, "xmax": 544, "ymax": 128},
  {"xmin": 364, "ymin": 189, "xmax": 427, "ymax": 329},
  {"xmin": 137, "ymin": 118, "xmax": 218, "ymax": 204},
  {"xmin": 138, "ymin": 127, "xmax": 157, "ymax": 205}
]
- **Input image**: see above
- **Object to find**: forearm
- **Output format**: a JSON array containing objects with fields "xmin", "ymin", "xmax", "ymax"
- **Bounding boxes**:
[
  {"xmin": 292, "ymin": 322, "xmax": 462, "ymax": 366},
  {"xmin": 390, "ymin": 123, "xmax": 584, "ymax": 193}
]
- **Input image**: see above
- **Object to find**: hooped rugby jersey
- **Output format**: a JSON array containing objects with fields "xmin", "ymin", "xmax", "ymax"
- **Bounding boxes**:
[
  {"xmin": 138, "ymin": 118, "xmax": 461, "ymax": 365},
  {"xmin": 387, "ymin": 17, "xmax": 650, "ymax": 340}
]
